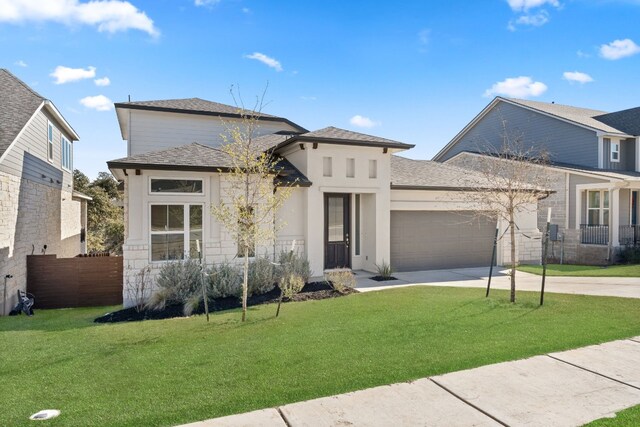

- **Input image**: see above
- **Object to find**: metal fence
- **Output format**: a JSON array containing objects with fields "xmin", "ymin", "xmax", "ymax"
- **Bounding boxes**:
[
  {"xmin": 580, "ymin": 224, "xmax": 609, "ymax": 245},
  {"xmin": 620, "ymin": 225, "xmax": 640, "ymax": 246}
]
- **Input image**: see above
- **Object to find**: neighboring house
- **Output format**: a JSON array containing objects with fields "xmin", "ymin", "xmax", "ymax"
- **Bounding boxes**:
[
  {"xmin": 0, "ymin": 69, "xmax": 90, "ymax": 314},
  {"xmin": 107, "ymin": 98, "xmax": 541, "ymax": 307},
  {"xmin": 433, "ymin": 97, "xmax": 640, "ymax": 264}
]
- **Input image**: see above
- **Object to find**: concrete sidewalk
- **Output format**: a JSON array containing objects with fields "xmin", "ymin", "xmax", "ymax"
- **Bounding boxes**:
[
  {"xmin": 354, "ymin": 267, "xmax": 640, "ymax": 299},
  {"xmin": 178, "ymin": 337, "xmax": 640, "ymax": 427}
]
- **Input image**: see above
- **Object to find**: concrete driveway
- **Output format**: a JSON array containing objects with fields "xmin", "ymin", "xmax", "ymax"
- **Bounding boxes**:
[{"xmin": 354, "ymin": 266, "xmax": 640, "ymax": 299}]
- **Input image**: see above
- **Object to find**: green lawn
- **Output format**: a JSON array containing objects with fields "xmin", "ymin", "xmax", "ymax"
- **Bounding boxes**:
[
  {"xmin": 2, "ymin": 287, "xmax": 640, "ymax": 427},
  {"xmin": 518, "ymin": 263, "xmax": 640, "ymax": 277},
  {"xmin": 585, "ymin": 405, "xmax": 640, "ymax": 426}
]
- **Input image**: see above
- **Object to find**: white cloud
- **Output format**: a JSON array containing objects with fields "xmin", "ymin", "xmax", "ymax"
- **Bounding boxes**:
[
  {"xmin": 94, "ymin": 77, "xmax": 111, "ymax": 86},
  {"xmin": 515, "ymin": 11, "xmax": 549, "ymax": 26},
  {"xmin": 563, "ymin": 71, "xmax": 593, "ymax": 84},
  {"xmin": 506, "ymin": 0, "xmax": 559, "ymax": 12},
  {"xmin": 194, "ymin": 0, "xmax": 221, "ymax": 6},
  {"xmin": 244, "ymin": 52, "xmax": 283, "ymax": 72},
  {"xmin": 599, "ymin": 38, "xmax": 640, "ymax": 60},
  {"xmin": 577, "ymin": 49, "xmax": 591, "ymax": 58},
  {"xmin": 14, "ymin": 59, "xmax": 27, "ymax": 67},
  {"xmin": 50, "ymin": 65, "xmax": 96, "ymax": 84},
  {"xmin": 241, "ymin": 7, "xmax": 250, "ymax": 14},
  {"xmin": 79, "ymin": 94, "xmax": 113, "ymax": 111},
  {"xmin": 483, "ymin": 76, "xmax": 548, "ymax": 98},
  {"xmin": 350, "ymin": 115, "xmax": 380, "ymax": 128},
  {"xmin": 0, "ymin": 0, "xmax": 159, "ymax": 37}
]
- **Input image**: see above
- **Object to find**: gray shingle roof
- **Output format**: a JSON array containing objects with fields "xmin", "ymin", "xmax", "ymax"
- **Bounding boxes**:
[
  {"xmin": 107, "ymin": 142, "xmax": 311, "ymax": 186},
  {"xmin": 262, "ymin": 126, "xmax": 414, "ymax": 151},
  {"xmin": 505, "ymin": 98, "xmax": 627, "ymax": 135},
  {"xmin": 391, "ymin": 155, "xmax": 499, "ymax": 190},
  {"xmin": 594, "ymin": 107, "xmax": 640, "ymax": 137},
  {"xmin": 115, "ymin": 97, "xmax": 282, "ymax": 119},
  {"xmin": 0, "ymin": 69, "xmax": 45, "ymax": 158}
]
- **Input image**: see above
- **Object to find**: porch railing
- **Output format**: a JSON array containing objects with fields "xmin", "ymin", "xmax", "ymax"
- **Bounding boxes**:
[
  {"xmin": 620, "ymin": 225, "xmax": 640, "ymax": 246},
  {"xmin": 580, "ymin": 224, "xmax": 609, "ymax": 245}
]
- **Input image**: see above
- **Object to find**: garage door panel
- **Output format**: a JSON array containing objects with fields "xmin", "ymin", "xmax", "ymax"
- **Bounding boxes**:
[{"xmin": 390, "ymin": 211, "xmax": 496, "ymax": 271}]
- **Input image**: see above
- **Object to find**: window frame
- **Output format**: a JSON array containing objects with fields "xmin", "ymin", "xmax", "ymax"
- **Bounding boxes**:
[
  {"xmin": 346, "ymin": 158, "xmax": 355, "ymax": 178},
  {"xmin": 47, "ymin": 121, "xmax": 54, "ymax": 163},
  {"xmin": 148, "ymin": 177, "xmax": 205, "ymax": 196},
  {"xmin": 368, "ymin": 159, "xmax": 377, "ymax": 179},
  {"xmin": 323, "ymin": 157, "xmax": 332, "ymax": 177},
  {"xmin": 61, "ymin": 134, "xmax": 72, "ymax": 172},
  {"xmin": 610, "ymin": 140, "xmax": 620, "ymax": 163},
  {"xmin": 148, "ymin": 203, "xmax": 205, "ymax": 263},
  {"xmin": 587, "ymin": 190, "xmax": 609, "ymax": 226}
]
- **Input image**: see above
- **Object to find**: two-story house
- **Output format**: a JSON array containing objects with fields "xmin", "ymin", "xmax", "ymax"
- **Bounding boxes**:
[
  {"xmin": 434, "ymin": 97, "xmax": 640, "ymax": 264},
  {"xmin": 0, "ymin": 69, "xmax": 89, "ymax": 315},
  {"xmin": 107, "ymin": 97, "xmax": 542, "ymax": 307}
]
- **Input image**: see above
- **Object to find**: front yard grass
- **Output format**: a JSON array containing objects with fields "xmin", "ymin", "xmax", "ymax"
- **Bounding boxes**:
[
  {"xmin": 585, "ymin": 404, "xmax": 640, "ymax": 426},
  {"xmin": 2, "ymin": 287, "xmax": 640, "ymax": 426},
  {"xmin": 518, "ymin": 263, "xmax": 640, "ymax": 277}
]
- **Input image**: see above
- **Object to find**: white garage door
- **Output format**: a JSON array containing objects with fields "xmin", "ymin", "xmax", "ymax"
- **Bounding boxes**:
[{"xmin": 390, "ymin": 211, "xmax": 497, "ymax": 271}]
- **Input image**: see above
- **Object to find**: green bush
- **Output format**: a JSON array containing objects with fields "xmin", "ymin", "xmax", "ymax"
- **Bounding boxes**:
[
  {"xmin": 277, "ymin": 250, "xmax": 311, "ymax": 284},
  {"xmin": 208, "ymin": 260, "xmax": 242, "ymax": 299},
  {"xmin": 617, "ymin": 246, "xmax": 640, "ymax": 264},
  {"xmin": 325, "ymin": 270, "xmax": 355, "ymax": 293},
  {"xmin": 375, "ymin": 260, "xmax": 394, "ymax": 279},
  {"xmin": 146, "ymin": 258, "xmax": 204, "ymax": 314},
  {"xmin": 248, "ymin": 255, "xmax": 276, "ymax": 296}
]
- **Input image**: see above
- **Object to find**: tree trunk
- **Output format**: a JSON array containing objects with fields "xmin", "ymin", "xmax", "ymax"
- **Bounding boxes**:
[
  {"xmin": 509, "ymin": 213, "xmax": 517, "ymax": 303},
  {"xmin": 276, "ymin": 289, "xmax": 283, "ymax": 317},
  {"xmin": 242, "ymin": 246, "xmax": 249, "ymax": 322}
]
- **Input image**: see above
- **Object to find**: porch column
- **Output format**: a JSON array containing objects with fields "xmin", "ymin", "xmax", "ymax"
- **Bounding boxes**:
[
  {"xmin": 575, "ymin": 187, "xmax": 582, "ymax": 230},
  {"xmin": 611, "ymin": 188, "xmax": 620, "ymax": 247},
  {"xmin": 598, "ymin": 135, "xmax": 604, "ymax": 169}
]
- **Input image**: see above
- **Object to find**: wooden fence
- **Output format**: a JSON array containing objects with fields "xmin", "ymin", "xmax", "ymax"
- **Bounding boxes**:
[{"xmin": 27, "ymin": 254, "xmax": 123, "ymax": 309}]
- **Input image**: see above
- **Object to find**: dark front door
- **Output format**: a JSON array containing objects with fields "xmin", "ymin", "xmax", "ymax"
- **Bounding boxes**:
[{"xmin": 325, "ymin": 193, "xmax": 350, "ymax": 269}]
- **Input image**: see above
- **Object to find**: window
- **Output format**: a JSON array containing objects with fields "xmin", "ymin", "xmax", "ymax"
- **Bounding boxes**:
[
  {"xmin": 150, "ymin": 204, "xmax": 203, "ymax": 261},
  {"xmin": 369, "ymin": 159, "xmax": 377, "ymax": 179},
  {"xmin": 150, "ymin": 179, "xmax": 203, "ymax": 194},
  {"xmin": 346, "ymin": 158, "xmax": 355, "ymax": 178},
  {"xmin": 237, "ymin": 206, "xmax": 255, "ymax": 257},
  {"xmin": 47, "ymin": 122, "xmax": 54, "ymax": 162},
  {"xmin": 323, "ymin": 157, "xmax": 332, "ymax": 177},
  {"xmin": 610, "ymin": 140, "xmax": 620, "ymax": 163},
  {"xmin": 587, "ymin": 190, "xmax": 609, "ymax": 226},
  {"xmin": 61, "ymin": 135, "xmax": 72, "ymax": 171},
  {"xmin": 355, "ymin": 194, "xmax": 360, "ymax": 256}
]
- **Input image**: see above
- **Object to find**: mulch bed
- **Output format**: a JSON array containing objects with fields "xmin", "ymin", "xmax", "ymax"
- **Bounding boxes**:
[
  {"xmin": 94, "ymin": 281, "xmax": 358, "ymax": 323},
  {"xmin": 369, "ymin": 276, "xmax": 399, "ymax": 282}
]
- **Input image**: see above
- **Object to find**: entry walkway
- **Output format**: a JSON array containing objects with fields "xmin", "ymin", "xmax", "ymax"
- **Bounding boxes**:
[
  {"xmin": 178, "ymin": 337, "xmax": 640, "ymax": 426},
  {"xmin": 354, "ymin": 267, "xmax": 640, "ymax": 299}
]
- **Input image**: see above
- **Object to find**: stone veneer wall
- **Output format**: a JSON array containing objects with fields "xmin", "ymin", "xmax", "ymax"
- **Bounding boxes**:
[
  {"xmin": 499, "ymin": 228, "xmax": 543, "ymax": 266},
  {"xmin": 0, "ymin": 171, "xmax": 81, "ymax": 314}
]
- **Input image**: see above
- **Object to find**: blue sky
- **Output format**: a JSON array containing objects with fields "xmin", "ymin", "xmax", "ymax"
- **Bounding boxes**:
[{"xmin": 1, "ymin": 0, "xmax": 639, "ymax": 178}]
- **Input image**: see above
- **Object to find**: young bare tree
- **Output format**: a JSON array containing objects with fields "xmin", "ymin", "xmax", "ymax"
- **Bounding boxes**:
[
  {"xmin": 452, "ymin": 124, "xmax": 551, "ymax": 303},
  {"xmin": 211, "ymin": 91, "xmax": 296, "ymax": 321}
]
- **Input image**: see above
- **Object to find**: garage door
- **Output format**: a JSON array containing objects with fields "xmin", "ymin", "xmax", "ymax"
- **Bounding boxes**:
[{"xmin": 390, "ymin": 211, "xmax": 497, "ymax": 271}]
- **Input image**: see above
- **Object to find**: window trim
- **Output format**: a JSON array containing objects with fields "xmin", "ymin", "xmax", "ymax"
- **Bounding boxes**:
[
  {"xmin": 61, "ymin": 134, "xmax": 72, "ymax": 172},
  {"xmin": 323, "ymin": 157, "xmax": 332, "ymax": 177},
  {"xmin": 148, "ymin": 177, "xmax": 205, "ymax": 196},
  {"xmin": 587, "ymin": 190, "xmax": 609, "ymax": 226},
  {"xmin": 47, "ymin": 121, "xmax": 54, "ymax": 163},
  {"xmin": 610, "ymin": 140, "xmax": 620, "ymax": 163},
  {"xmin": 368, "ymin": 159, "xmax": 377, "ymax": 179},
  {"xmin": 148, "ymin": 203, "xmax": 205, "ymax": 263},
  {"xmin": 346, "ymin": 158, "xmax": 355, "ymax": 178}
]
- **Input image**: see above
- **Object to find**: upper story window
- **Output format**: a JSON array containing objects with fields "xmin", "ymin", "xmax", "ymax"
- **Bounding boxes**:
[
  {"xmin": 369, "ymin": 159, "xmax": 377, "ymax": 179},
  {"xmin": 47, "ymin": 122, "xmax": 54, "ymax": 162},
  {"xmin": 150, "ymin": 179, "xmax": 203, "ymax": 194},
  {"xmin": 346, "ymin": 158, "xmax": 355, "ymax": 178},
  {"xmin": 610, "ymin": 140, "xmax": 620, "ymax": 163},
  {"xmin": 61, "ymin": 135, "xmax": 72, "ymax": 171},
  {"xmin": 323, "ymin": 157, "xmax": 332, "ymax": 177}
]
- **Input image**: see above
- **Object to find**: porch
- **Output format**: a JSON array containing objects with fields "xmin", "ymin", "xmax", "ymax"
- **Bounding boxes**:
[{"xmin": 579, "ymin": 224, "xmax": 640, "ymax": 246}]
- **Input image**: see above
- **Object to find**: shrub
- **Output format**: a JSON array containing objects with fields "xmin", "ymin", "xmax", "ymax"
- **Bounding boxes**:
[
  {"xmin": 325, "ymin": 270, "xmax": 356, "ymax": 294},
  {"xmin": 247, "ymin": 255, "xmax": 276, "ymax": 296},
  {"xmin": 277, "ymin": 250, "xmax": 311, "ymax": 283},
  {"xmin": 208, "ymin": 260, "xmax": 242, "ymax": 299},
  {"xmin": 146, "ymin": 259, "xmax": 203, "ymax": 314},
  {"xmin": 125, "ymin": 265, "xmax": 152, "ymax": 312},
  {"xmin": 617, "ymin": 246, "xmax": 640, "ymax": 264},
  {"xmin": 375, "ymin": 260, "xmax": 394, "ymax": 280}
]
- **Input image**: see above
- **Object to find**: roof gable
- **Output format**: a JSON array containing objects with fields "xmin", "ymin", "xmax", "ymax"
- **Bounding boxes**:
[{"xmin": 0, "ymin": 69, "xmax": 45, "ymax": 158}]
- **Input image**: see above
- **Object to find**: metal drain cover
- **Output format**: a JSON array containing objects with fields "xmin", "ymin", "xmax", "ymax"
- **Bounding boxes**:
[{"xmin": 29, "ymin": 410, "xmax": 61, "ymax": 421}]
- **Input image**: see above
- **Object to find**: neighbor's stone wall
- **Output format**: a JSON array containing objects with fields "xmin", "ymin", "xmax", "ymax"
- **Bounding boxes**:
[
  {"xmin": 0, "ymin": 171, "xmax": 82, "ymax": 314},
  {"xmin": 499, "ymin": 228, "xmax": 543, "ymax": 266},
  {"xmin": 121, "ymin": 238, "xmax": 306, "ymax": 308}
]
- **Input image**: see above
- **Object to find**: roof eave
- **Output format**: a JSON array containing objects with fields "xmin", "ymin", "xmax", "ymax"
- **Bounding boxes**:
[
  {"xmin": 273, "ymin": 135, "xmax": 414, "ymax": 152},
  {"xmin": 43, "ymin": 100, "xmax": 80, "ymax": 141}
]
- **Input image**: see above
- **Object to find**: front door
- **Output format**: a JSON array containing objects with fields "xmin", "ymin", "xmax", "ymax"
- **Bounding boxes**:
[{"xmin": 324, "ymin": 193, "xmax": 350, "ymax": 269}]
